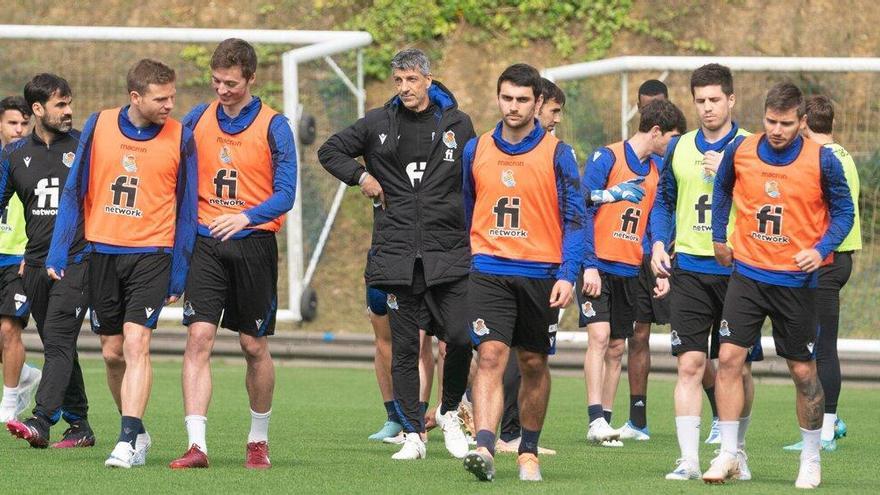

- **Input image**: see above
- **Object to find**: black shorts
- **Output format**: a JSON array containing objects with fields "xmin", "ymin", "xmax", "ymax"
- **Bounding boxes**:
[
  {"xmin": 467, "ymin": 273, "xmax": 559, "ymax": 355},
  {"xmin": 635, "ymin": 254, "xmax": 670, "ymax": 325},
  {"xmin": 89, "ymin": 252, "xmax": 170, "ymax": 335},
  {"xmin": 668, "ymin": 268, "xmax": 764, "ymax": 361},
  {"xmin": 22, "ymin": 260, "xmax": 90, "ymax": 332},
  {"xmin": 183, "ymin": 233, "xmax": 278, "ymax": 337},
  {"xmin": 369, "ymin": 286, "xmax": 436, "ymax": 334},
  {"xmin": 720, "ymin": 271, "xmax": 817, "ymax": 362},
  {"xmin": 577, "ymin": 271, "xmax": 639, "ymax": 339},
  {"xmin": 818, "ymin": 251, "xmax": 853, "ymax": 292},
  {"xmin": 0, "ymin": 263, "xmax": 29, "ymax": 324}
]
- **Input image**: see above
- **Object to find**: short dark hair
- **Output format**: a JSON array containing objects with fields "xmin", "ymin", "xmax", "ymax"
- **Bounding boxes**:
[
  {"xmin": 805, "ymin": 94, "xmax": 834, "ymax": 134},
  {"xmin": 638, "ymin": 99, "xmax": 686, "ymax": 134},
  {"xmin": 765, "ymin": 82, "xmax": 805, "ymax": 118},
  {"xmin": 211, "ymin": 38, "xmax": 258, "ymax": 80},
  {"xmin": 674, "ymin": 110, "xmax": 688, "ymax": 134},
  {"xmin": 23, "ymin": 73, "xmax": 71, "ymax": 108},
  {"xmin": 690, "ymin": 63, "xmax": 734, "ymax": 96},
  {"xmin": 0, "ymin": 96, "xmax": 31, "ymax": 119},
  {"xmin": 638, "ymin": 79, "xmax": 668, "ymax": 98},
  {"xmin": 497, "ymin": 63, "xmax": 542, "ymax": 99},
  {"xmin": 127, "ymin": 59, "xmax": 176, "ymax": 95},
  {"xmin": 540, "ymin": 78, "xmax": 566, "ymax": 106}
]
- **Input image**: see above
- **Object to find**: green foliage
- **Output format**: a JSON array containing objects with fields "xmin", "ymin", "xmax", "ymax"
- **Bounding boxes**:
[{"xmin": 322, "ymin": 0, "xmax": 718, "ymax": 80}]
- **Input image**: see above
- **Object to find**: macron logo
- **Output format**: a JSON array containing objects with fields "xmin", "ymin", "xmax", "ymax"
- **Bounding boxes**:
[
  {"xmin": 379, "ymin": 133, "xmax": 387, "ymax": 145},
  {"xmin": 256, "ymin": 318, "xmax": 264, "ymax": 329},
  {"xmin": 23, "ymin": 156, "xmax": 31, "ymax": 168},
  {"xmin": 75, "ymin": 307, "xmax": 82, "ymax": 318},
  {"xmin": 145, "ymin": 307, "xmax": 155, "ymax": 318}
]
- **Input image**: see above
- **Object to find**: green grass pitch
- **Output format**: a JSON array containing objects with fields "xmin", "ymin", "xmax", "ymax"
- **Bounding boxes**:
[{"xmin": 0, "ymin": 359, "xmax": 876, "ymax": 494}]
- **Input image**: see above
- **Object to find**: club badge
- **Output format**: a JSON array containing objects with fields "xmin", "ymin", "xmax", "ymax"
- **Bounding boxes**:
[
  {"xmin": 764, "ymin": 180, "xmax": 780, "ymax": 198},
  {"xmin": 62, "ymin": 152, "xmax": 75, "ymax": 168},
  {"xmin": 443, "ymin": 130, "xmax": 457, "ymax": 149},
  {"xmin": 122, "ymin": 154, "xmax": 138, "ymax": 173},
  {"xmin": 501, "ymin": 169, "xmax": 516, "ymax": 188}
]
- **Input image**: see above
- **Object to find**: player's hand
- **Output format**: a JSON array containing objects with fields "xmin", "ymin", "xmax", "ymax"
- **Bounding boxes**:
[
  {"xmin": 210, "ymin": 213, "xmax": 251, "ymax": 241},
  {"xmin": 18, "ymin": 260, "xmax": 24, "ymax": 276},
  {"xmin": 360, "ymin": 174, "xmax": 386, "ymax": 210},
  {"xmin": 654, "ymin": 276, "xmax": 670, "ymax": 299},
  {"xmin": 47, "ymin": 267, "xmax": 64, "ymax": 280},
  {"xmin": 794, "ymin": 249, "xmax": 823, "ymax": 273},
  {"xmin": 702, "ymin": 150, "xmax": 723, "ymax": 176},
  {"xmin": 549, "ymin": 280, "xmax": 573, "ymax": 308},
  {"xmin": 651, "ymin": 241, "xmax": 672, "ymax": 278},
  {"xmin": 714, "ymin": 242, "xmax": 733, "ymax": 267},
  {"xmin": 166, "ymin": 295, "xmax": 180, "ymax": 305},
  {"xmin": 582, "ymin": 268, "xmax": 601, "ymax": 297},
  {"xmin": 607, "ymin": 177, "xmax": 645, "ymax": 204}
]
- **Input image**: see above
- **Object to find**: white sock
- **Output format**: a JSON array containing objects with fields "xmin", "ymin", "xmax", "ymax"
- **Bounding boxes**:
[
  {"xmin": 184, "ymin": 415, "xmax": 207, "ymax": 453},
  {"xmin": 820, "ymin": 413, "xmax": 837, "ymax": 442},
  {"xmin": 1, "ymin": 386, "xmax": 19, "ymax": 409},
  {"xmin": 737, "ymin": 415, "xmax": 751, "ymax": 450},
  {"xmin": 801, "ymin": 427, "xmax": 821, "ymax": 460},
  {"xmin": 718, "ymin": 420, "xmax": 739, "ymax": 456},
  {"xmin": 675, "ymin": 416, "xmax": 701, "ymax": 463},
  {"xmin": 248, "ymin": 409, "xmax": 271, "ymax": 443}
]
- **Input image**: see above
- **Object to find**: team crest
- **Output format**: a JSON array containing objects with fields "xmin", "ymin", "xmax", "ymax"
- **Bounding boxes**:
[
  {"xmin": 670, "ymin": 330, "xmax": 682, "ymax": 346},
  {"xmin": 13, "ymin": 293, "xmax": 26, "ymax": 311},
  {"xmin": 442, "ymin": 130, "xmax": 457, "ymax": 149},
  {"xmin": 219, "ymin": 145, "xmax": 233, "ymax": 164},
  {"xmin": 501, "ymin": 169, "xmax": 516, "ymax": 188},
  {"xmin": 386, "ymin": 294, "xmax": 399, "ymax": 310},
  {"xmin": 764, "ymin": 180, "xmax": 780, "ymax": 198},
  {"xmin": 122, "ymin": 154, "xmax": 138, "ymax": 173},
  {"xmin": 581, "ymin": 301, "xmax": 596, "ymax": 318},
  {"xmin": 719, "ymin": 319, "xmax": 731, "ymax": 337},
  {"xmin": 472, "ymin": 318, "xmax": 490, "ymax": 336},
  {"xmin": 62, "ymin": 152, "xmax": 75, "ymax": 168},
  {"xmin": 183, "ymin": 300, "xmax": 195, "ymax": 317}
]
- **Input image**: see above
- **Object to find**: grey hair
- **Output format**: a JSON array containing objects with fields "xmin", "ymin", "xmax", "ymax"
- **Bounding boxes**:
[{"xmin": 390, "ymin": 48, "xmax": 430, "ymax": 76}]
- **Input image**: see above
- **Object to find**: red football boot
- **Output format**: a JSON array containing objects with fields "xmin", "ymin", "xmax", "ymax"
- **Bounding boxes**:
[
  {"xmin": 245, "ymin": 441, "xmax": 271, "ymax": 469},
  {"xmin": 169, "ymin": 444, "xmax": 209, "ymax": 469},
  {"xmin": 7, "ymin": 419, "xmax": 49, "ymax": 448}
]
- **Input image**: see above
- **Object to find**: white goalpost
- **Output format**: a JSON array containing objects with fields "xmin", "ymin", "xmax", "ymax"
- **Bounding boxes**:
[{"xmin": 0, "ymin": 24, "xmax": 372, "ymax": 323}]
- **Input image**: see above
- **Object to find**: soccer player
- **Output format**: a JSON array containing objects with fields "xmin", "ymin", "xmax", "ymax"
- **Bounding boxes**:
[
  {"xmin": 637, "ymin": 79, "xmax": 669, "ymax": 111},
  {"xmin": 462, "ymin": 63, "xmax": 586, "ymax": 482},
  {"xmin": 3, "ymin": 75, "xmax": 95, "ymax": 448},
  {"xmin": 783, "ymin": 95, "xmax": 860, "ymax": 452},
  {"xmin": 0, "ymin": 96, "xmax": 41, "ymax": 423},
  {"xmin": 579, "ymin": 99, "xmax": 682, "ymax": 445},
  {"xmin": 494, "ymin": 77, "xmax": 565, "ymax": 456},
  {"xmin": 168, "ymin": 39, "xmax": 295, "ymax": 470},
  {"xmin": 319, "ymin": 48, "xmax": 476, "ymax": 460},
  {"xmin": 649, "ymin": 64, "xmax": 761, "ymax": 480},
  {"xmin": 704, "ymin": 82, "xmax": 853, "ymax": 488},
  {"xmin": 46, "ymin": 59, "xmax": 198, "ymax": 468}
]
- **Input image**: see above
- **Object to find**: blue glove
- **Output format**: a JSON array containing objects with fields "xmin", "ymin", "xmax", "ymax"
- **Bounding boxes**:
[{"xmin": 590, "ymin": 177, "xmax": 645, "ymax": 204}]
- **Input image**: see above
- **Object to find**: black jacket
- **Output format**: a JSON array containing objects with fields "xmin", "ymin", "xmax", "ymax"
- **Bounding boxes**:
[{"xmin": 318, "ymin": 81, "xmax": 476, "ymax": 287}]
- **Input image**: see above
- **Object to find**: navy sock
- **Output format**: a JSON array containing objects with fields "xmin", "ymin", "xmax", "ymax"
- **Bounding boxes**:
[
  {"xmin": 119, "ymin": 416, "xmax": 142, "ymax": 448},
  {"xmin": 587, "ymin": 404, "xmax": 604, "ymax": 423},
  {"xmin": 500, "ymin": 430, "xmax": 520, "ymax": 443},
  {"xmin": 476, "ymin": 429, "xmax": 496, "ymax": 456},
  {"xmin": 603, "ymin": 409, "xmax": 613, "ymax": 424},
  {"xmin": 519, "ymin": 428, "xmax": 541, "ymax": 455},
  {"xmin": 383, "ymin": 401, "xmax": 399, "ymax": 423},
  {"xmin": 705, "ymin": 386, "xmax": 718, "ymax": 418},
  {"xmin": 630, "ymin": 395, "xmax": 647, "ymax": 429}
]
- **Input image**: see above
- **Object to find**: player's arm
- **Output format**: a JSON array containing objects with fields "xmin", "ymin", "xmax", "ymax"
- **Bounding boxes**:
[
  {"xmin": 317, "ymin": 114, "xmax": 371, "ymax": 186},
  {"xmin": 580, "ymin": 148, "xmax": 613, "ymax": 297},
  {"xmin": 710, "ymin": 136, "xmax": 745, "ymax": 266},
  {"xmin": 460, "ymin": 137, "xmax": 478, "ymax": 238},
  {"xmin": 551, "ymin": 143, "xmax": 587, "ymax": 307},
  {"xmin": 812, "ymin": 147, "xmax": 855, "ymax": 259},
  {"xmin": 0, "ymin": 149, "xmax": 15, "ymax": 211},
  {"xmin": 240, "ymin": 115, "xmax": 297, "ymax": 226},
  {"xmin": 168, "ymin": 128, "xmax": 199, "ymax": 300},
  {"xmin": 649, "ymin": 137, "xmax": 680, "ymax": 276},
  {"xmin": 46, "ymin": 112, "xmax": 97, "ymax": 279}
]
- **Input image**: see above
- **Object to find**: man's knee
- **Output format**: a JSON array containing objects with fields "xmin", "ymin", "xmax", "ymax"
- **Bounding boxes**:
[
  {"xmin": 606, "ymin": 339, "xmax": 626, "ymax": 361},
  {"xmin": 186, "ymin": 325, "xmax": 216, "ymax": 358},
  {"xmin": 517, "ymin": 351, "xmax": 548, "ymax": 377},
  {"xmin": 717, "ymin": 344, "xmax": 747, "ymax": 374},
  {"xmin": 239, "ymin": 334, "xmax": 269, "ymax": 360},
  {"xmin": 678, "ymin": 352, "xmax": 706, "ymax": 382},
  {"xmin": 788, "ymin": 360, "xmax": 818, "ymax": 388},
  {"xmin": 102, "ymin": 342, "xmax": 125, "ymax": 368},
  {"xmin": 476, "ymin": 342, "xmax": 508, "ymax": 372}
]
